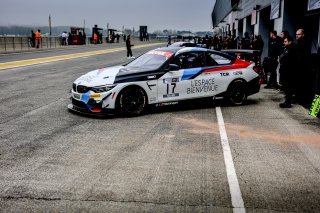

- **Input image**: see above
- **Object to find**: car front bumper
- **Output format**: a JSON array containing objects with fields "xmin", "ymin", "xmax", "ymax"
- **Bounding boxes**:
[{"xmin": 68, "ymin": 98, "xmax": 115, "ymax": 117}]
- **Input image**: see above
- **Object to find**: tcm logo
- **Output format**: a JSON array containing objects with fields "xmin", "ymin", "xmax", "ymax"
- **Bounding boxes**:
[{"xmin": 220, "ymin": 72, "xmax": 229, "ymax": 76}]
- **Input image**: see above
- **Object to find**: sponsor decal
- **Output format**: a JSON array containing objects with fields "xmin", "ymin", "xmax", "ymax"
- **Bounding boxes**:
[
  {"xmin": 78, "ymin": 75, "xmax": 95, "ymax": 83},
  {"xmin": 163, "ymin": 93, "xmax": 179, "ymax": 98},
  {"xmin": 73, "ymin": 93, "xmax": 81, "ymax": 100},
  {"xmin": 309, "ymin": 94, "xmax": 320, "ymax": 117},
  {"xmin": 156, "ymin": 101, "xmax": 178, "ymax": 106},
  {"xmin": 147, "ymin": 75, "xmax": 156, "ymax": 79},
  {"xmin": 220, "ymin": 72, "xmax": 229, "ymax": 76},
  {"xmin": 172, "ymin": 78, "xmax": 179, "ymax": 83},
  {"xmin": 147, "ymin": 50, "xmax": 174, "ymax": 58},
  {"xmin": 187, "ymin": 78, "xmax": 218, "ymax": 94},
  {"xmin": 97, "ymin": 68, "xmax": 105, "ymax": 75},
  {"xmin": 150, "ymin": 97, "xmax": 157, "ymax": 102},
  {"xmin": 233, "ymin": 71, "xmax": 243, "ymax": 76},
  {"xmin": 90, "ymin": 93, "xmax": 101, "ymax": 98},
  {"xmin": 163, "ymin": 78, "xmax": 179, "ymax": 84}
]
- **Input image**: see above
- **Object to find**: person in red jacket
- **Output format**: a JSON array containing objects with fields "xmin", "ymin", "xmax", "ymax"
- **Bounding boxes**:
[{"xmin": 93, "ymin": 32, "xmax": 98, "ymax": 45}]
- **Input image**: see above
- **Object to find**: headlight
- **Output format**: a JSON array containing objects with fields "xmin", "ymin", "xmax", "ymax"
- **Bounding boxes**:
[{"xmin": 91, "ymin": 84, "xmax": 116, "ymax": 93}]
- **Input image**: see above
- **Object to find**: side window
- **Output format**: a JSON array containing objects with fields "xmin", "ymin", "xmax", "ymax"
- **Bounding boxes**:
[
  {"xmin": 207, "ymin": 53, "xmax": 231, "ymax": 65},
  {"xmin": 173, "ymin": 52, "xmax": 205, "ymax": 69}
]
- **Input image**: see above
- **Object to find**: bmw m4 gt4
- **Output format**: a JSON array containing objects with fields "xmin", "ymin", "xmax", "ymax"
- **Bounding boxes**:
[{"xmin": 68, "ymin": 47, "xmax": 260, "ymax": 116}]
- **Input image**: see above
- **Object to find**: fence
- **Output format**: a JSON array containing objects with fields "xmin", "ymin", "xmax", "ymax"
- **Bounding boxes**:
[
  {"xmin": 0, "ymin": 36, "xmax": 93, "ymax": 53},
  {"xmin": 0, "ymin": 36, "xmax": 168, "ymax": 54}
]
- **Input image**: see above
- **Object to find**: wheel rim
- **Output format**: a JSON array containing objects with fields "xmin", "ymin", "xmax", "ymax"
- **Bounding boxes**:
[
  {"xmin": 229, "ymin": 81, "xmax": 246, "ymax": 105},
  {"xmin": 120, "ymin": 88, "xmax": 146, "ymax": 115}
]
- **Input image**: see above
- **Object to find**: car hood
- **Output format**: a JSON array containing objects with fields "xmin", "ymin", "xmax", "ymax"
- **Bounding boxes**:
[
  {"xmin": 74, "ymin": 65, "xmax": 124, "ymax": 86},
  {"xmin": 74, "ymin": 65, "xmax": 163, "ymax": 86}
]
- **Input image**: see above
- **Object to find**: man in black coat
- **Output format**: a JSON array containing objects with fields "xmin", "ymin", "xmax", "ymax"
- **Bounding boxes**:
[
  {"xmin": 265, "ymin": 31, "xmax": 283, "ymax": 89},
  {"xmin": 296, "ymin": 28, "xmax": 312, "ymax": 105},
  {"xmin": 279, "ymin": 35, "xmax": 300, "ymax": 108}
]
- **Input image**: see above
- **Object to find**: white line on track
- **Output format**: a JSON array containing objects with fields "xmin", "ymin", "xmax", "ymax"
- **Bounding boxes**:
[{"xmin": 216, "ymin": 107, "xmax": 246, "ymax": 213}]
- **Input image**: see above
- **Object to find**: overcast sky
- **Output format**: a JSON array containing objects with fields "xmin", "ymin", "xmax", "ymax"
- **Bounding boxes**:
[{"xmin": 0, "ymin": 0, "xmax": 216, "ymax": 32}]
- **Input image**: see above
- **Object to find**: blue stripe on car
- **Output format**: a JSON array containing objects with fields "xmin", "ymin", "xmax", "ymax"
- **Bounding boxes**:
[
  {"xmin": 181, "ymin": 68, "xmax": 203, "ymax": 80},
  {"xmin": 81, "ymin": 92, "xmax": 90, "ymax": 103},
  {"xmin": 81, "ymin": 92, "xmax": 94, "ymax": 110}
]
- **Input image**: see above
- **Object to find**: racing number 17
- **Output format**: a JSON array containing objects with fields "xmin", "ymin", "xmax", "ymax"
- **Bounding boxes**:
[{"xmin": 167, "ymin": 83, "xmax": 176, "ymax": 94}]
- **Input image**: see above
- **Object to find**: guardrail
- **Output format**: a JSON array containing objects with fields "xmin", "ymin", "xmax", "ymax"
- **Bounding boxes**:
[
  {"xmin": 0, "ymin": 36, "xmax": 168, "ymax": 54},
  {"xmin": 0, "ymin": 36, "xmax": 92, "ymax": 53}
]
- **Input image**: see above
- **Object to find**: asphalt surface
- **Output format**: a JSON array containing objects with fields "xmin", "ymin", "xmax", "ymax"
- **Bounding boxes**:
[{"xmin": 0, "ymin": 43, "xmax": 319, "ymax": 212}]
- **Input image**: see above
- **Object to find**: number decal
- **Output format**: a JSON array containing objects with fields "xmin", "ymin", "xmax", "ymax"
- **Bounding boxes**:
[
  {"xmin": 167, "ymin": 83, "xmax": 176, "ymax": 94},
  {"xmin": 163, "ymin": 79, "xmax": 179, "ymax": 98}
]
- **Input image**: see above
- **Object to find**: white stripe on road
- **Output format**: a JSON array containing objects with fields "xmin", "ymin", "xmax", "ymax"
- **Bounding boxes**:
[{"xmin": 216, "ymin": 107, "xmax": 246, "ymax": 213}]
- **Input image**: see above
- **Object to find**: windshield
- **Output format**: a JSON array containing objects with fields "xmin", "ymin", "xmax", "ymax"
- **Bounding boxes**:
[{"xmin": 126, "ymin": 50, "xmax": 174, "ymax": 69}]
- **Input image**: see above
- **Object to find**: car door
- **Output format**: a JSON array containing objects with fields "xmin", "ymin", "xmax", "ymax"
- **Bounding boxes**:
[{"xmin": 157, "ymin": 51, "xmax": 208, "ymax": 102}]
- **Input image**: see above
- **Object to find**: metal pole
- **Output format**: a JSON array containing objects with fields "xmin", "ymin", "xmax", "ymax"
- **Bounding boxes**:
[
  {"xmin": 21, "ymin": 37, "xmax": 23, "ymax": 51},
  {"xmin": 13, "ymin": 37, "xmax": 15, "ymax": 52}
]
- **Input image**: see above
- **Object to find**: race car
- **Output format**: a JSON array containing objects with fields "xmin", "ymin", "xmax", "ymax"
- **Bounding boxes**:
[
  {"xmin": 68, "ymin": 47, "xmax": 260, "ymax": 116},
  {"xmin": 168, "ymin": 41, "xmax": 206, "ymax": 48},
  {"xmin": 169, "ymin": 41, "xmax": 197, "ymax": 47}
]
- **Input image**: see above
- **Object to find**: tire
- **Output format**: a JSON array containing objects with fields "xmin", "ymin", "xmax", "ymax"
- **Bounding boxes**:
[
  {"xmin": 227, "ymin": 79, "xmax": 247, "ymax": 105},
  {"xmin": 117, "ymin": 86, "xmax": 147, "ymax": 116}
]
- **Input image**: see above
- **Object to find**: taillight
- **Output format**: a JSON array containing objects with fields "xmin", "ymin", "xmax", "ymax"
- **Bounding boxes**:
[{"xmin": 253, "ymin": 66, "xmax": 259, "ymax": 73}]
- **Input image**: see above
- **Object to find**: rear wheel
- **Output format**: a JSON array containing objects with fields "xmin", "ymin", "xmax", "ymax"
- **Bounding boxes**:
[
  {"xmin": 227, "ymin": 79, "xmax": 247, "ymax": 105},
  {"xmin": 117, "ymin": 87, "xmax": 147, "ymax": 116}
]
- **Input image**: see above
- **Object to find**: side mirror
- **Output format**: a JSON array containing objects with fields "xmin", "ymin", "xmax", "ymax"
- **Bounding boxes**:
[{"xmin": 167, "ymin": 64, "xmax": 180, "ymax": 71}]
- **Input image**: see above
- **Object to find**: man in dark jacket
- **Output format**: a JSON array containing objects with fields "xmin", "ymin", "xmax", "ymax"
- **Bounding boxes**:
[
  {"xmin": 240, "ymin": 32, "xmax": 251, "ymax": 49},
  {"xmin": 126, "ymin": 34, "xmax": 134, "ymax": 58},
  {"xmin": 265, "ymin": 31, "xmax": 282, "ymax": 89},
  {"xmin": 296, "ymin": 28, "xmax": 312, "ymax": 105},
  {"xmin": 279, "ymin": 35, "xmax": 300, "ymax": 108}
]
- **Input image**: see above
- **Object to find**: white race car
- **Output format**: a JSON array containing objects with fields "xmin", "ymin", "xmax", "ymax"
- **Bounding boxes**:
[{"xmin": 68, "ymin": 47, "xmax": 260, "ymax": 116}]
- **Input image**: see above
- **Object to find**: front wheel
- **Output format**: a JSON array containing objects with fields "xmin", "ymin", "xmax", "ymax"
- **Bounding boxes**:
[
  {"xmin": 227, "ymin": 79, "xmax": 247, "ymax": 105},
  {"xmin": 117, "ymin": 87, "xmax": 147, "ymax": 116}
]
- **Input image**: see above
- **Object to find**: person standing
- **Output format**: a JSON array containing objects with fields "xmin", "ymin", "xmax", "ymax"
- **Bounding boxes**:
[
  {"xmin": 265, "ymin": 31, "xmax": 282, "ymax": 88},
  {"xmin": 252, "ymin": 35, "xmax": 264, "ymax": 53},
  {"xmin": 296, "ymin": 28, "xmax": 312, "ymax": 105},
  {"xmin": 167, "ymin": 35, "xmax": 171, "ymax": 46},
  {"xmin": 35, "ymin": 29, "xmax": 41, "ymax": 48},
  {"xmin": 93, "ymin": 32, "xmax": 98, "ymax": 45},
  {"xmin": 279, "ymin": 36, "xmax": 299, "ymax": 108},
  {"xmin": 126, "ymin": 34, "xmax": 134, "ymax": 58},
  {"xmin": 82, "ymin": 31, "xmax": 86, "ymax": 45},
  {"xmin": 30, "ymin": 30, "xmax": 35, "ymax": 47},
  {"xmin": 280, "ymin": 30, "xmax": 290, "ymax": 44},
  {"xmin": 240, "ymin": 32, "xmax": 251, "ymax": 49},
  {"xmin": 61, "ymin": 31, "xmax": 67, "ymax": 45}
]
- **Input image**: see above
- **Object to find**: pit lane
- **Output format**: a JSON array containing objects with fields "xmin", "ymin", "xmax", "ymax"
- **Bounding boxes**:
[{"xmin": 0, "ymin": 43, "xmax": 319, "ymax": 212}]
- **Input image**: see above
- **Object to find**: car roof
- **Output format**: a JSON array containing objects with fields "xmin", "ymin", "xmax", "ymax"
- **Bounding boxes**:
[{"xmin": 154, "ymin": 47, "xmax": 236, "ymax": 58}]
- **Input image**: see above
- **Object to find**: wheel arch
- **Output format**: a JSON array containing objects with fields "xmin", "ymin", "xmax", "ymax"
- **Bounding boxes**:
[
  {"xmin": 226, "ymin": 78, "xmax": 248, "ymax": 105},
  {"xmin": 226, "ymin": 78, "xmax": 248, "ymax": 92},
  {"xmin": 115, "ymin": 84, "xmax": 149, "ymax": 115},
  {"xmin": 116, "ymin": 84, "xmax": 149, "ymax": 105}
]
